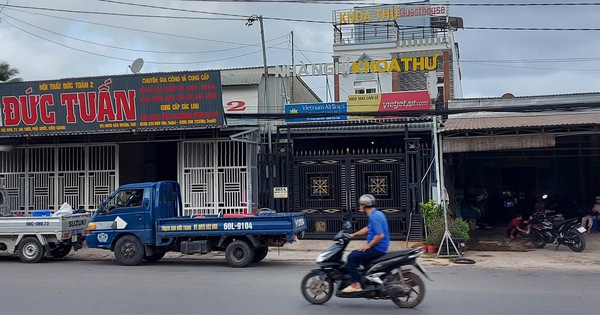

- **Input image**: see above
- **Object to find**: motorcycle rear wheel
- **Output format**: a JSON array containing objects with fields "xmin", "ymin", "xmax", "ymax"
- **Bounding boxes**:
[
  {"xmin": 392, "ymin": 271, "xmax": 426, "ymax": 308},
  {"xmin": 530, "ymin": 232, "xmax": 546, "ymax": 248},
  {"xmin": 300, "ymin": 271, "xmax": 334, "ymax": 305},
  {"xmin": 565, "ymin": 230, "xmax": 586, "ymax": 252}
]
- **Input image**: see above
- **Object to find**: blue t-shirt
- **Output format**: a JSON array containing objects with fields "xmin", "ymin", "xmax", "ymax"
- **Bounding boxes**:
[{"xmin": 367, "ymin": 208, "xmax": 390, "ymax": 253}]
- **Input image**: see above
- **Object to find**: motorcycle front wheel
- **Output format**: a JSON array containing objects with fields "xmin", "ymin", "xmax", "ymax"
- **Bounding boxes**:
[
  {"xmin": 565, "ymin": 230, "xmax": 586, "ymax": 252},
  {"xmin": 300, "ymin": 270, "xmax": 334, "ymax": 305},
  {"xmin": 530, "ymin": 232, "xmax": 547, "ymax": 248},
  {"xmin": 392, "ymin": 271, "xmax": 426, "ymax": 308}
]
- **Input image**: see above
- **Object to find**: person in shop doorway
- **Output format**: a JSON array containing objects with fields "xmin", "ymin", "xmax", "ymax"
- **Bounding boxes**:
[
  {"xmin": 506, "ymin": 213, "xmax": 528, "ymax": 239},
  {"xmin": 341, "ymin": 194, "xmax": 390, "ymax": 293},
  {"xmin": 581, "ymin": 196, "xmax": 600, "ymax": 233}
]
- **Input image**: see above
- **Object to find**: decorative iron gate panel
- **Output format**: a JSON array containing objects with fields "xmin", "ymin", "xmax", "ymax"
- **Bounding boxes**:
[{"xmin": 293, "ymin": 148, "xmax": 409, "ymax": 239}]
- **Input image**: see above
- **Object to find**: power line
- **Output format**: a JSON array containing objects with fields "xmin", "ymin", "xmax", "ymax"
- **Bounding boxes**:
[
  {"xmin": 463, "ymin": 57, "xmax": 600, "ymax": 63},
  {"xmin": 465, "ymin": 27, "xmax": 600, "ymax": 31},
  {"xmin": 461, "ymin": 61, "xmax": 600, "ymax": 72},
  {"xmin": 1, "ymin": 4, "xmax": 247, "ymax": 21},
  {"xmin": 3, "ymin": 9, "xmax": 287, "ymax": 54},
  {"xmin": 4, "ymin": 3, "xmax": 600, "ymax": 29},
  {"xmin": 1, "ymin": 16, "xmax": 293, "ymax": 65},
  {"xmin": 176, "ymin": 0, "xmax": 600, "ymax": 5}
]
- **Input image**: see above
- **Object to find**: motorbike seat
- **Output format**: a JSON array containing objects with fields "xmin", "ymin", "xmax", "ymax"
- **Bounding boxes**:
[
  {"xmin": 552, "ymin": 217, "xmax": 576, "ymax": 229},
  {"xmin": 366, "ymin": 249, "xmax": 419, "ymax": 266}
]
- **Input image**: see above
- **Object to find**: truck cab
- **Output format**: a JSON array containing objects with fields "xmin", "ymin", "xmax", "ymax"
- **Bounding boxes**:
[{"xmin": 86, "ymin": 181, "xmax": 179, "ymax": 250}]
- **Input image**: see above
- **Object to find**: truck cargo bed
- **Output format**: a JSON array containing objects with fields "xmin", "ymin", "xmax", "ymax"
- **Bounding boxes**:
[
  {"xmin": 156, "ymin": 213, "xmax": 306, "ymax": 238},
  {"xmin": 0, "ymin": 213, "xmax": 90, "ymax": 236}
]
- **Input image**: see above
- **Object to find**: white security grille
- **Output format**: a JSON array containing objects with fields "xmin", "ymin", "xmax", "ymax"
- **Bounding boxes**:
[
  {"xmin": 180, "ymin": 140, "xmax": 253, "ymax": 216},
  {"xmin": 0, "ymin": 144, "xmax": 117, "ymax": 215}
]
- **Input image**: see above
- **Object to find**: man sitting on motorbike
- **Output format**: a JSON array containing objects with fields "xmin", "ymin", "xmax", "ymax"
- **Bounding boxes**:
[{"xmin": 341, "ymin": 194, "xmax": 390, "ymax": 293}]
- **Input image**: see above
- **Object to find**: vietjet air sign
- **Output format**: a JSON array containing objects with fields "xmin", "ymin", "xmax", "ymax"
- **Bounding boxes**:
[{"xmin": 0, "ymin": 71, "xmax": 224, "ymax": 136}]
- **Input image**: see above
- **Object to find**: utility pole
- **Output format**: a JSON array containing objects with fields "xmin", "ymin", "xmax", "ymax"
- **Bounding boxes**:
[
  {"xmin": 246, "ymin": 14, "xmax": 271, "ymax": 153},
  {"xmin": 291, "ymin": 31, "xmax": 294, "ymax": 103}
]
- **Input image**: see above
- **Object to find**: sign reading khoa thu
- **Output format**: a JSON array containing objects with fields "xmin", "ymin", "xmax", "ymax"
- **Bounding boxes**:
[{"xmin": 275, "ymin": 55, "xmax": 438, "ymax": 78}]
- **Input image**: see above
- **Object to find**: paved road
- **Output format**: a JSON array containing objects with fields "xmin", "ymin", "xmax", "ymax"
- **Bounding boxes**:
[
  {"xmin": 0, "ymin": 258, "xmax": 598, "ymax": 315},
  {"xmin": 2, "ymin": 228, "xmax": 598, "ymax": 270}
]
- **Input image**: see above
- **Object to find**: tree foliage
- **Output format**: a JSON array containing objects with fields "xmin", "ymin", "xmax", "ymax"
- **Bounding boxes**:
[
  {"xmin": 0, "ymin": 62, "xmax": 22, "ymax": 82},
  {"xmin": 420, "ymin": 200, "xmax": 470, "ymax": 245}
]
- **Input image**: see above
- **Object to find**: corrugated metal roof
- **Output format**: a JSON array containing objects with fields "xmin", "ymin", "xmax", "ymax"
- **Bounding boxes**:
[
  {"xmin": 450, "ymin": 92, "xmax": 600, "ymax": 107},
  {"xmin": 283, "ymin": 117, "xmax": 434, "ymax": 134},
  {"xmin": 220, "ymin": 73, "xmax": 263, "ymax": 86},
  {"xmin": 440, "ymin": 110, "xmax": 600, "ymax": 132}
]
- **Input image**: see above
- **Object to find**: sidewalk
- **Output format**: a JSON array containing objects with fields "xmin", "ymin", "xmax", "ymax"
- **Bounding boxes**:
[{"xmin": 67, "ymin": 232, "xmax": 600, "ymax": 271}]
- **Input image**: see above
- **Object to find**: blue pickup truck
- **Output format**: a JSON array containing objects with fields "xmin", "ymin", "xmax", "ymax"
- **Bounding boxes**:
[{"xmin": 86, "ymin": 181, "xmax": 306, "ymax": 267}]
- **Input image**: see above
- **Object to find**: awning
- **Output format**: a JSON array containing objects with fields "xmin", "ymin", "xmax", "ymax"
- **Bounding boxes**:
[
  {"xmin": 443, "ymin": 134, "xmax": 555, "ymax": 153},
  {"xmin": 440, "ymin": 111, "xmax": 600, "ymax": 132},
  {"xmin": 440, "ymin": 110, "xmax": 600, "ymax": 153}
]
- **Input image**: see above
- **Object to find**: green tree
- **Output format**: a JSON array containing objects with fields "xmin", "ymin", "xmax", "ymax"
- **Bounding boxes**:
[{"xmin": 0, "ymin": 62, "xmax": 22, "ymax": 82}]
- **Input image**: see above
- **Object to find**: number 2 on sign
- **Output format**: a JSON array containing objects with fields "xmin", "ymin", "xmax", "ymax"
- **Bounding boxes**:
[{"xmin": 226, "ymin": 101, "xmax": 246, "ymax": 112}]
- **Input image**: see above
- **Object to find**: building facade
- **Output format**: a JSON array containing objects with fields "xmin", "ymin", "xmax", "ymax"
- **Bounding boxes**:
[
  {"xmin": 262, "ymin": 1, "xmax": 463, "ymax": 240},
  {"xmin": 0, "ymin": 67, "xmax": 320, "ymax": 216}
]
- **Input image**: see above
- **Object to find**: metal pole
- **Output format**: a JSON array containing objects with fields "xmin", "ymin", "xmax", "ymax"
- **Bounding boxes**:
[
  {"xmin": 291, "ymin": 31, "xmax": 294, "ymax": 103},
  {"xmin": 257, "ymin": 16, "xmax": 272, "ymax": 154}
]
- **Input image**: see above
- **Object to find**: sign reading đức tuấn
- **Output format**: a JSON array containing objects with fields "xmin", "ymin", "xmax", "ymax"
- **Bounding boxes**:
[{"xmin": 0, "ymin": 70, "xmax": 224, "ymax": 137}]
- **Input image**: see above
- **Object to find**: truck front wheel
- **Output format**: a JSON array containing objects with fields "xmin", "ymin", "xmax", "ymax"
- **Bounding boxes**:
[
  {"xmin": 144, "ymin": 248, "xmax": 166, "ymax": 262},
  {"xmin": 114, "ymin": 235, "xmax": 144, "ymax": 266},
  {"xmin": 225, "ymin": 240, "xmax": 254, "ymax": 267},
  {"xmin": 252, "ymin": 246, "xmax": 268, "ymax": 263},
  {"xmin": 18, "ymin": 237, "xmax": 45, "ymax": 263}
]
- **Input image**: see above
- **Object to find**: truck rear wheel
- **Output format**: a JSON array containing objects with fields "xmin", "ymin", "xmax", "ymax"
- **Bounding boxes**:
[
  {"xmin": 225, "ymin": 240, "xmax": 254, "ymax": 267},
  {"xmin": 50, "ymin": 244, "xmax": 72, "ymax": 258},
  {"xmin": 114, "ymin": 235, "xmax": 144, "ymax": 266},
  {"xmin": 18, "ymin": 237, "xmax": 45, "ymax": 263}
]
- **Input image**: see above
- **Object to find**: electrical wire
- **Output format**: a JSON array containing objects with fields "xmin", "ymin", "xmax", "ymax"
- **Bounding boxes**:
[{"xmin": 1, "ymin": 16, "xmax": 294, "ymax": 65}]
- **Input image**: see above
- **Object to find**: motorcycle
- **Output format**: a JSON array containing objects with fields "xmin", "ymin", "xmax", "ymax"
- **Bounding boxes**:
[
  {"xmin": 527, "ymin": 210, "xmax": 586, "ymax": 252},
  {"xmin": 300, "ymin": 222, "xmax": 430, "ymax": 308}
]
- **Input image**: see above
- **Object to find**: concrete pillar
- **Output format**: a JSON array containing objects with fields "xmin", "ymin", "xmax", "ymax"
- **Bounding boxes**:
[
  {"xmin": 333, "ymin": 56, "xmax": 340, "ymax": 102},
  {"xmin": 391, "ymin": 53, "xmax": 399, "ymax": 92}
]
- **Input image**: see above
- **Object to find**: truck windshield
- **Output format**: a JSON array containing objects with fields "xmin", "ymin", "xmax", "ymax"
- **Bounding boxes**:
[{"xmin": 101, "ymin": 189, "xmax": 144, "ymax": 214}]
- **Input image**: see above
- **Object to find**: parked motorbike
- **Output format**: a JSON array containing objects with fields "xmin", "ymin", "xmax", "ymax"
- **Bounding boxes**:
[
  {"xmin": 300, "ymin": 222, "xmax": 430, "ymax": 308},
  {"xmin": 527, "ymin": 210, "xmax": 586, "ymax": 252}
]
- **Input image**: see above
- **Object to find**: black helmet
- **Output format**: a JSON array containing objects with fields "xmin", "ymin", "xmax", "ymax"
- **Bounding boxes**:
[{"xmin": 359, "ymin": 194, "xmax": 376, "ymax": 207}]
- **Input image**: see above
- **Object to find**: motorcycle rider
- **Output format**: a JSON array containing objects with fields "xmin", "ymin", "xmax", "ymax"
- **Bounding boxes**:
[{"xmin": 341, "ymin": 194, "xmax": 390, "ymax": 293}]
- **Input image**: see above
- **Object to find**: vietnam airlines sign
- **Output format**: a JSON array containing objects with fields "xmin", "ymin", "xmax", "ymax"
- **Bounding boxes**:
[{"xmin": 275, "ymin": 55, "xmax": 438, "ymax": 77}]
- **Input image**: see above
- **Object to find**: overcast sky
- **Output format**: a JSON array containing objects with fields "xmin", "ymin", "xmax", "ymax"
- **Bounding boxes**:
[{"xmin": 1, "ymin": 0, "xmax": 599, "ymax": 100}]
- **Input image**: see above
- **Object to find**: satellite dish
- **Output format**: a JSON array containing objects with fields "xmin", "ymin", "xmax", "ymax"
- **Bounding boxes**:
[{"xmin": 129, "ymin": 58, "xmax": 144, "ymax": 74}]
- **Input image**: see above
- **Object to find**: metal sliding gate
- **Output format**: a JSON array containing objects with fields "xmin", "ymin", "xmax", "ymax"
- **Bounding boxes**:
[
  {"xmin": 180, "ymin": 139, "xmax": 256, "ymax": 216},
  {"xmin": 292, "ymin": 148, "xmax": 408, "ymax": 239},
  {"xmin": 259, "ymin": 140, "xmax": 433, "ymax": 240},
  {"xmin": 0, "ymin": 144, "xmax": 117, "ymax": 215}
]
